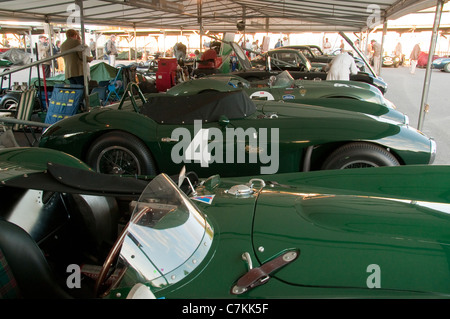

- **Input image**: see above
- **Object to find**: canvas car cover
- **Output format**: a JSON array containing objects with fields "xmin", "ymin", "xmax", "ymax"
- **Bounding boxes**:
[
  {"xmin": 0, "ymin": 48, "xmax": 32, "ymax": 65},
  {"xmin": 46, "ymin": 62, "xmax": 119, "ymax": 83},
  {"xmin": 140, "ymin": 90, "xmax": 256, "ymax": 124}
]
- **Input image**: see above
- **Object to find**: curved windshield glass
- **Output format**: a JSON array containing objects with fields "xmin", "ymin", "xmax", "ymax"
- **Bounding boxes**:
[
  {"xmin": 272, "ymin": 70, "xmax": 295, "ymax": 88},
  {"xmin": 112, "ymin": 174, "xmax": 213, "ymax": 292}
]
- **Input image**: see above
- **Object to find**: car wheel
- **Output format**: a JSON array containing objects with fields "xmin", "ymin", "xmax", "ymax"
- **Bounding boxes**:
[
  {"xmin": 321, "ymin": 142, "xmax": 400, "ymax": 170},
  {"xmin": 444, "ymin": 63, "xmax": 450, "ymax": 73},
  {"xmin": 1, "ymin": 97, "xmax": 19, "ymax": 111},
  {"xmin": 86, "ymin": 131, "xmax": 157, "ymax": 175}
]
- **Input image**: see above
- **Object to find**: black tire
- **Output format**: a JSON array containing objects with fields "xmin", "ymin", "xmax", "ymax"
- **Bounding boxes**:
[
  {"xmin": 321, "ymin": 142, "xmax": 400, "ymax": 170},
  {"xmin": 86, "ymin": 131, "xmax": 157, "ymax": 175},
  {"xmin": 1, "ymin": 97, "xmax": 18, "ymax": 111},
  {"xmin": 444, "ymin": 63, "xmax": 450, "ymax": 73}
]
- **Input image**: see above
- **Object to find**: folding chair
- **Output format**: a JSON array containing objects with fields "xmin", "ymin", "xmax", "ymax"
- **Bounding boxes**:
[
  {"xmin": 12, "ymin": 88, "xmax": 39, "ymax": 146},
  {"xmin": 44, "ymin": 84, "xmax": 84, "ymax": 125},
  {"xmin": 105, "ymin": 66, "xmax": 123, "ymax": 105}
]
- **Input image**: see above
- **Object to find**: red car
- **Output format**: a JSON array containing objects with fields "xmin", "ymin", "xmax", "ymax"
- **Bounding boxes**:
[{"xmin": 417, "ymin": 51, "xmax": 440, "ymax": 68}]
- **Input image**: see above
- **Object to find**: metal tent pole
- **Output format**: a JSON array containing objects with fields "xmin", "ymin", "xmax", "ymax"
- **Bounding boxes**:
[
  {"xmin": 417, "ymin": 0, "xmax": 445, "ymax": 131},
  {"xmin": 76, "ymin": 0, "xmax": 90, "ymax": 110},
  {"xmin": 379, "ymin": 19, "xmax": 387, "ymax": 76}
]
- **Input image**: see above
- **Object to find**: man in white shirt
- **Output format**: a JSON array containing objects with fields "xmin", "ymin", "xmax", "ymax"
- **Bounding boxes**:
[
  {"xmin": 326, "ymin": 51, "xmax": 359, "ymax": 81},
  {"xmin": 323, "ymin": 38, "xmax": 331, "ymax": 54}
]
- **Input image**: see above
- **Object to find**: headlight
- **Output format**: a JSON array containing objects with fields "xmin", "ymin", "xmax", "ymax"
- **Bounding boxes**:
[
  {"xmin": 429, "ymin": 138, "xmax": 437, "ymax": 164},
  {"xmin": 383, "ymin": 98, "xmax": 396, "ymax": 109},
  {"xmin": 404, "ymin": 114, "xmax": 409, "ymax": 126}
]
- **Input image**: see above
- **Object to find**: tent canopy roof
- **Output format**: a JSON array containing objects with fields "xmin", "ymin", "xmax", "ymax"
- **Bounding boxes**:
[{"xmin": 0, "ymin": 0, "xmax": 442, "ymax": 33}]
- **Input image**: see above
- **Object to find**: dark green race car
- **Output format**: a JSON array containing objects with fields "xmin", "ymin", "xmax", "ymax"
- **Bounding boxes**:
[
  {"xmin": 165, "ymin": 71, "xmax": 405, "ymax": 124},
  {"xmin": 2, "ymin": 147, "xmax": 450, "ymax": 299},
  {"xmin": 38, "ymin": 87, "xmax": 436, "ymax": 178}
]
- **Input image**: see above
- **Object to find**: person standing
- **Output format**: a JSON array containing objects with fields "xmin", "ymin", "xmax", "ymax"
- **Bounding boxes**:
[
  {"xmin": 371, "ymin": 39, "xmax": 381, "ymax": 74},
  {"xmin": 323, "ymin": 38, "xmax": 331, "ymax": 54},
  {"xmin": 105, "ymin": 35, "xmax": 118, "ymax": 66},
  {"xmin": 395, "ymin": 41, "xmax": 403, "ymax": 65},
  {"xmin": 173, "ymin": 42, "xmax": 187, "ymax": 62},
  {"xmin": 410, "ymin": 43, "xmax": 421, "ymax": 74},
  {"xmin": 60, "ymin": 29, "xmax": 93, "ymax": 85},
  {"xmin": 326, "ymin": 51, "xmax": 359, "ymax": 81},
  {"xmin": 38, "ymin": 35, "xmax": 51, "ymax": 78},
  {"xmin": 275, "ymin": 39, "xmax": 282, "ymax": 48},
  {"xmin": 89, "ymin": 38, "xmax": 96, "ymax": 59}
]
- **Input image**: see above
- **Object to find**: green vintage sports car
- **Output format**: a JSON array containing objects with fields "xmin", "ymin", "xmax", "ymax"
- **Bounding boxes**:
[
  {"xmin": 38, "ymin": 88, "xmax": 435, "ymax": 177},
  {"xmin": 165, "ymin": 71, "xmax": 405, "ymax": 124},
  {"xmin": 2, "ymin": 147, "xmax": 450, "ymax": 299}
]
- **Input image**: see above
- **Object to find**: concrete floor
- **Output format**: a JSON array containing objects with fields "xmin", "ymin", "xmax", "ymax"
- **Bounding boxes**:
[{"xmin": 380, "ymin": 65, "xmax": 450, "ymax": 165}]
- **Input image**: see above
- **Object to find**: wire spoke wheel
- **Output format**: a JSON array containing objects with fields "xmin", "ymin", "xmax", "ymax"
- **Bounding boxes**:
[
  {"xmin": 321, "ymin": 142, "xmax": 400, "ymax": 170},
  {"xmin": 339, "ymin": 160, "xmax": 380, "ymax": 169},
  {"xmin": 87, "ymin": 131, "xmax": 157, "ymax": 176},
  {"xmin": 97, "ymin": 146, "xmax": 141, "ymax": 175}
]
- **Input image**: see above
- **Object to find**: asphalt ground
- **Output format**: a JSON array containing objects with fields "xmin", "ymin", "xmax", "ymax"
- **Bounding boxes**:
[{"xmin": 379, "ymin": 65, "xmax": 450, "ymax": 165}]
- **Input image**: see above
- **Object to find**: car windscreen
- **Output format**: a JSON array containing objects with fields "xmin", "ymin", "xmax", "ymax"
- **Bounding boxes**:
[{"xmin": 112, "ymin": 173, "xmax": 213, "ymax": 290}]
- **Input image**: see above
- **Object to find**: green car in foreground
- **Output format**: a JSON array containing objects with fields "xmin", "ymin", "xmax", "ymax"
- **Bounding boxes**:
[
  {"xmin": 39, "ymin": 88, "xmax": 435, "ymax": 178},
  {"xmin": 2, "ymin": 147, "xmax": 450, "ymax": 299}
]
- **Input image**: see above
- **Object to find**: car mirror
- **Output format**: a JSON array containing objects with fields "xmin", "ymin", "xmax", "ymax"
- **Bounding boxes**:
[{"xmin": 219, "ymin": 115, "xmax": 230, "ymax": 128}]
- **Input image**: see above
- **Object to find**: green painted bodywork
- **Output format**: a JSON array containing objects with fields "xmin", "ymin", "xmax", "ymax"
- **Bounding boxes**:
[
  {"xmin": 165, "ymin": 75, "xmax": 404, "ymax": 123},
  {"xmin": 38, "ymin": 97, "xmax": 434, "ymax": 178},
  {"xmin": 108, "ymin": 165, "xmax": 450, "ymax": 298},
  {"xmin": 2, "ymin": 147, "xmax": 450, "ymax": 298},
  {"xmin": 0, "ymin": 147, "xmax": 90, "ymax": 182}
]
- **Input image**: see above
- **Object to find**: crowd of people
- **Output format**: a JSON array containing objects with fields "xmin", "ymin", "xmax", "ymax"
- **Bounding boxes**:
[
  {"xmin": 322, "ymin": 36, "xmax": 423, "ymax": 79},
  {"xmin": 34, "ymin": 30, "xmax": 426, "ymax": 88}
]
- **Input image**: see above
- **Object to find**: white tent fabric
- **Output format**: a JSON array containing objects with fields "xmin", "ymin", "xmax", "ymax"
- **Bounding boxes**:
[{"xmin": 0, "ymin": 0, "xmax": 440, "ymax": 33}]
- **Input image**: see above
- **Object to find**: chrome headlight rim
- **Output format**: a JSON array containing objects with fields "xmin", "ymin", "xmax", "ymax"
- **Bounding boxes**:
[{"xmin": 429, "ymin": 138, "xmax": 437, "ymax": 164}]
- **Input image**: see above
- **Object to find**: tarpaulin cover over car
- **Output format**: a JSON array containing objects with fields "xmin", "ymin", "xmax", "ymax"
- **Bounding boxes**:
[
  {"xmin": 47, "ymin": 62, "xmax": 119, "ymax": 83},
  {"xmin": 0, "ymin": 49, "xmax": 32, "ymax": 65},
  {"xmin": 140, "ymin": 90, "xmax": 256, "ymax": 124}
]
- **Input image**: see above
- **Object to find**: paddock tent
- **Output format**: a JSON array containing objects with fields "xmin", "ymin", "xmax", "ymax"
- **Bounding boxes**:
[{"xmin": 0, "ymin": 0, "xmax": 442, "ymax": 33}]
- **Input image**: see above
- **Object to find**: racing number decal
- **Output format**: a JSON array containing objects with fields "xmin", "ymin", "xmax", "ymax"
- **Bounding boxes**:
[
  {"xmin": 184, "ymin": 128, "xmax": 211, "ymax": 167},
  {"xmin": 249, "ymin": 91, "xmax": 274, "ymax": 101}
]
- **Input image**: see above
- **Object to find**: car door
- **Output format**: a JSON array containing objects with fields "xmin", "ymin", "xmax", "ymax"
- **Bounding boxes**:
[
  {"xmin": 156, "ymin": 117, "xmax": 281, "ymax": 177},
  {"xmin": 251, "ymin": 185, "xmax": 450, "ymax": 294}
]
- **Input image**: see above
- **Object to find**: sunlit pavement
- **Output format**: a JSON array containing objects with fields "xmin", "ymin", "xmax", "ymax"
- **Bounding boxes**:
[{"xmin": 380, "ymin": 65, "xmax": 450, "ymax": 165}]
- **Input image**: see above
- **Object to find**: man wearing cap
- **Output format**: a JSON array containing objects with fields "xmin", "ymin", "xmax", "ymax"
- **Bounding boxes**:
[
  {"xmin": 38, "ymin": 35, "xmax": 51, "ymax": 78},
  {"xmin": 105, "ymin": 35, "xmax": 118, "ymax": 66}
]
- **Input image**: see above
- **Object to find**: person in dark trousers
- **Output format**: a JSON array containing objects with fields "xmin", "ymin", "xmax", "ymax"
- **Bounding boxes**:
[
  {"xmin": 37, "ymin": 35, "xmax": 51, "ymax": 78},
  {"xmin": 105, "ymin": 35, "xmax": 118, "ymax": 66},
  {"xmin": 60, "ymin": 29, "xmax": 93, "ymax": 85},
  {"xmin": 89, "ymin": 38, "xmax": 97, "ymax": 59}
]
